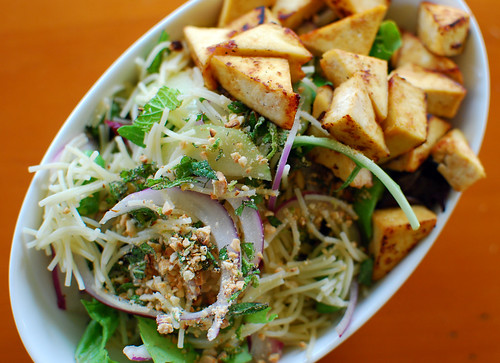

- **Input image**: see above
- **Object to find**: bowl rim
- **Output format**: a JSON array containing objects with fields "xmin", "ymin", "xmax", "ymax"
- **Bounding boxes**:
[{"xmin": 9, "ymin": 0, "xmax": 490, "ymax": 362}]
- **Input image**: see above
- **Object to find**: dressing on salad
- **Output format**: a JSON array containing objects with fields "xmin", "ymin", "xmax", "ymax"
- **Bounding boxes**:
[{"xmin": 25, "ymin": 0, "xmax": 485, "ymax": 362}]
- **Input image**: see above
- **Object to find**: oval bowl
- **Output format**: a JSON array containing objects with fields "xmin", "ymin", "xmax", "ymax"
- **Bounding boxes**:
[{"xmin": 9, "ymin": 0, "xmax": 489, "ymax": 362}]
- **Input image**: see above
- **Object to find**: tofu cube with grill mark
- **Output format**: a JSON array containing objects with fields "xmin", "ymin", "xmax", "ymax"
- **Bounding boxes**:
[
  {"xmin": 390, "ymin": 63, "xmax": 466, "ymax": 119},
  {"xmin": 321, "ymin": 48, "xmax": 388, "ymax": 121},
  {"xmin": 321, "ymin": 74, "xmax": 389, "ymax": 161},
  {"xmin": 210, "ymin": 55, "xmax": 299, "ymax": 129},
  {"xmin": 300, "ymin": 4, "xmax": 387, "ymax": 56},
  {"xmin": 371, "ymin": 205, "xmax": 437, "ymax": 281},
  {"xmin": 431, "ymin": 128, "xmax": 485, "ymax": 191},
  {"xmin": 417, "ymin": 1, "xmax": 470, "ymax": 56},
  {"xmin": 391, "ymin": 31, "xmax": 463, "ymax": 84},
  {"xmin": 380, "ymin": 74, "xmax": 428, "ymax": 161},
  {"xmin": 385, "ymin": 115, "xmax": 451, "ymax": 172},
  {"xmin": 272, "ymin": 0, "xmax": 326, "ymax": 29}
]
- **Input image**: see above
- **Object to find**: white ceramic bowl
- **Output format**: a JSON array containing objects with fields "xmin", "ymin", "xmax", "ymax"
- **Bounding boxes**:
[{"xmin": 9, "ymin": 0, "xmax": 489, "ymax": 362}]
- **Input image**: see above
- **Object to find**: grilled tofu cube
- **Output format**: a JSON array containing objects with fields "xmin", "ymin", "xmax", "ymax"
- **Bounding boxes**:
[
  {"xmin": 183, "ymin": 26, "xmax": 231, "ymax": 90},
  {"xmin": 300, "ymin": 4, "xmax": 387, "ymax": 56},
  {"xmin": 417, "ymin": 1, "xmax": 470, "ymax": 56},
  {"xmin": 312, "ymin": 84, "xmax": 334, "ymax": 119},
  {"xmin": 385, "ymin": 115, "xmax": 451, "ymax": 172},
  {"xmin": 210, "ymin": 55, "xmax": 299, "ymax": 129},
  {"xmin": 321, "ymin": 48, "xmax": 388, "ymax": 121},
  {"xmin": 218, "ymin": 0, "xmax": 277, "ymax": 27},
  {"xmin": 224, "ymin": 6, "xmax": 279, "ymax": 34},
  {"xmin": 322, "ymin": 74, "xmax": 389, "ymax": 161},
  {"xmin": 391, "ymin": 63, "xmax": 466, "ymax": 119},
  {"xmin": 310, "ymin": 148, "xmax": 373, "ymax": 188},
  {"xmin": 272, "ymin": 0, "xmax": 325, "ymax": 29},
  {"xmin": 213, "ymin": 23, "xmax": 312, "ymax": 82},
  {"xmin": 391, "ymin": 31, "xmax": 463, "ymax": 84},
  {"xmin": 381, "ymin": 74, "xmax": 427, "ymax": 161},
  {"xmin": 371, "ymin": 205, "xmax": 437, "ymax": 281},
  {"xmin": 324, "ymin": 0, "xmax": 389, "ymax": 17},
  {"xmin": 431, "ymin": 128, "xmax": 485, "ymax": 191}
]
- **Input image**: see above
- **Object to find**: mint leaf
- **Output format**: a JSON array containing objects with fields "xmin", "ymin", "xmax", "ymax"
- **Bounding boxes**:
[
  {"xmin": 369, "ymin": 20, "xmax": 402, "ymax": 61},
  {"xmin": 117, "ymin": 125, "xmax": 146, "ymax": 147},
  {"xmin": 174, "ymin": 156, "xmax": 217, "ymax": 180},
  {"xmin": 137, "ymin": 317, "xmax": 198, "ymax": 363},
  {"xmin": 228, "ymin": 302, "xmax": 269, "ymax": 318},
  {"xmin": 134, "ymin": 86, "xmax": 182, "ymax": 132}
]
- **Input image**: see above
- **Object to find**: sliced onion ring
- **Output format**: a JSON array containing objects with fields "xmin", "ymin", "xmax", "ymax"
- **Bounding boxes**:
[
  {"xmin": 336, "ymin": 279, "xmax": 358, "ymax": 337},
  {"xmin": 268, "ymin": 115, "xmax": 300, "ymax": 210},
  {"xmin": 81, "ymin": 188, "xmax": 243, "ymax": 340},
  {"xmin": 227, "ymin": 198, "xmax": 264, "ymax": 264}
]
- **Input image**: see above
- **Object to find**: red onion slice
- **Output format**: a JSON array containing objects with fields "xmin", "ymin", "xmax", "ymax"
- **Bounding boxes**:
[
  {"xmin": 336, "ymin": 279, "xmax": 358, "ymax": 337},
  {"xmin": 100, "ymin": 188, "xmax": 239, "ymax": 255},
  {"xmin": 227, "ymin": 198, "xmax": 264, "ymax": 264},
  {"xmin": 268, "ymin": 117, "xmax": 300, "ymax": 210},
  {"xmin": 123, "ymin": 345, "xmax": 152, "ymax": 361},
  {"xmin": 94, "ymin": 188, "xmax": 242, "ymax": 340}
]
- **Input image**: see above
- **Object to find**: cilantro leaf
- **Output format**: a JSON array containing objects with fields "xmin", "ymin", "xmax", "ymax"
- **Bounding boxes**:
[{"xmin": 369, "ymin": 20, "xmax": 402, "ymax": 61}]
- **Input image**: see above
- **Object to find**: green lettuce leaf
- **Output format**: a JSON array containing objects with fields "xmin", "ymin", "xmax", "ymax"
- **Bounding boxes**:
[
  {"xmin": 369, "ymin": 20, "xmax": 402, "ymax": 61},
  {"xmin": 75, "ymin": 300, "xmax": 119, "ymax": 363},
  {"xmin": 137, "ymin": 317, "xmax": 198, "ymax": 363}
]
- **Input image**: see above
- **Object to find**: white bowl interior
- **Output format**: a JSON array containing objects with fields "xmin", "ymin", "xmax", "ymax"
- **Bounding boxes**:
[{"xmin": 9, "ymin": 0, "xmax": 489, "ymax": 362}]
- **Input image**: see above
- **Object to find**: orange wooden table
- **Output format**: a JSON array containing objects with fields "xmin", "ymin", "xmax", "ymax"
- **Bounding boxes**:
[{"xmin": 2, "ymin": 0, "xmax": 498, "ymax": 362}]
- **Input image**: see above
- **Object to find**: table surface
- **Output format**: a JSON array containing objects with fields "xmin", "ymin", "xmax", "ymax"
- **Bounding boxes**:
[{"xmin": 2, "ymin": 0, "xmax": 499, "ymax": 362}]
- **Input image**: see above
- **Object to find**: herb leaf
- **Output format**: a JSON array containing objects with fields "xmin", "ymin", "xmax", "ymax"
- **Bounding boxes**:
[
  {"xmin": 147, "ymin": 30, "xmax": 170, "ymax": 74},
  {"xmin": 228, "ymin": 100, "xmax": 250, "ymax": 114},
  {"xmin": 358, "ymin": 258, "xmax": 374, "ymax": 286},
  {"xmin": 137, "ymin": 317, "xmax": 198, "ymax": 363},
  {"xmin": 117, "ymin": 86, "xmax": 182, "ymax": 147},
  {"xmin": 243, "ymin": 306, "xmax": 277, "ymax": 324},
  {"xmin": 369, "ymin": 20, "xmax": 402, "ymax": 61},
  {"xmin": 117, "ymin": 125, "xmax": 146, "ymax": 147},
  {"xmin": 316, "ymin": 302, "xmax": 342, "ymax": 314},
  {"xmin": 353, "ymin": 177, "xmax": 385, "ymax": 242},
  {"xmin": 174, "ymin": 156, "xmax": 218, "ymax": 180},
  {"xmin": 228, "ymin": 302, "xmax": 269, "ymax": 318},
  {"xmin": 75, "ymin": 300, "xmax": 119, "ymax": 363}
]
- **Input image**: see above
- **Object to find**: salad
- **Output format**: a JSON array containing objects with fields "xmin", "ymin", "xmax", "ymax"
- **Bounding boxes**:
[{"xmin": 25, "ymin": 0, "xmax": 485, "ymax": 362}]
